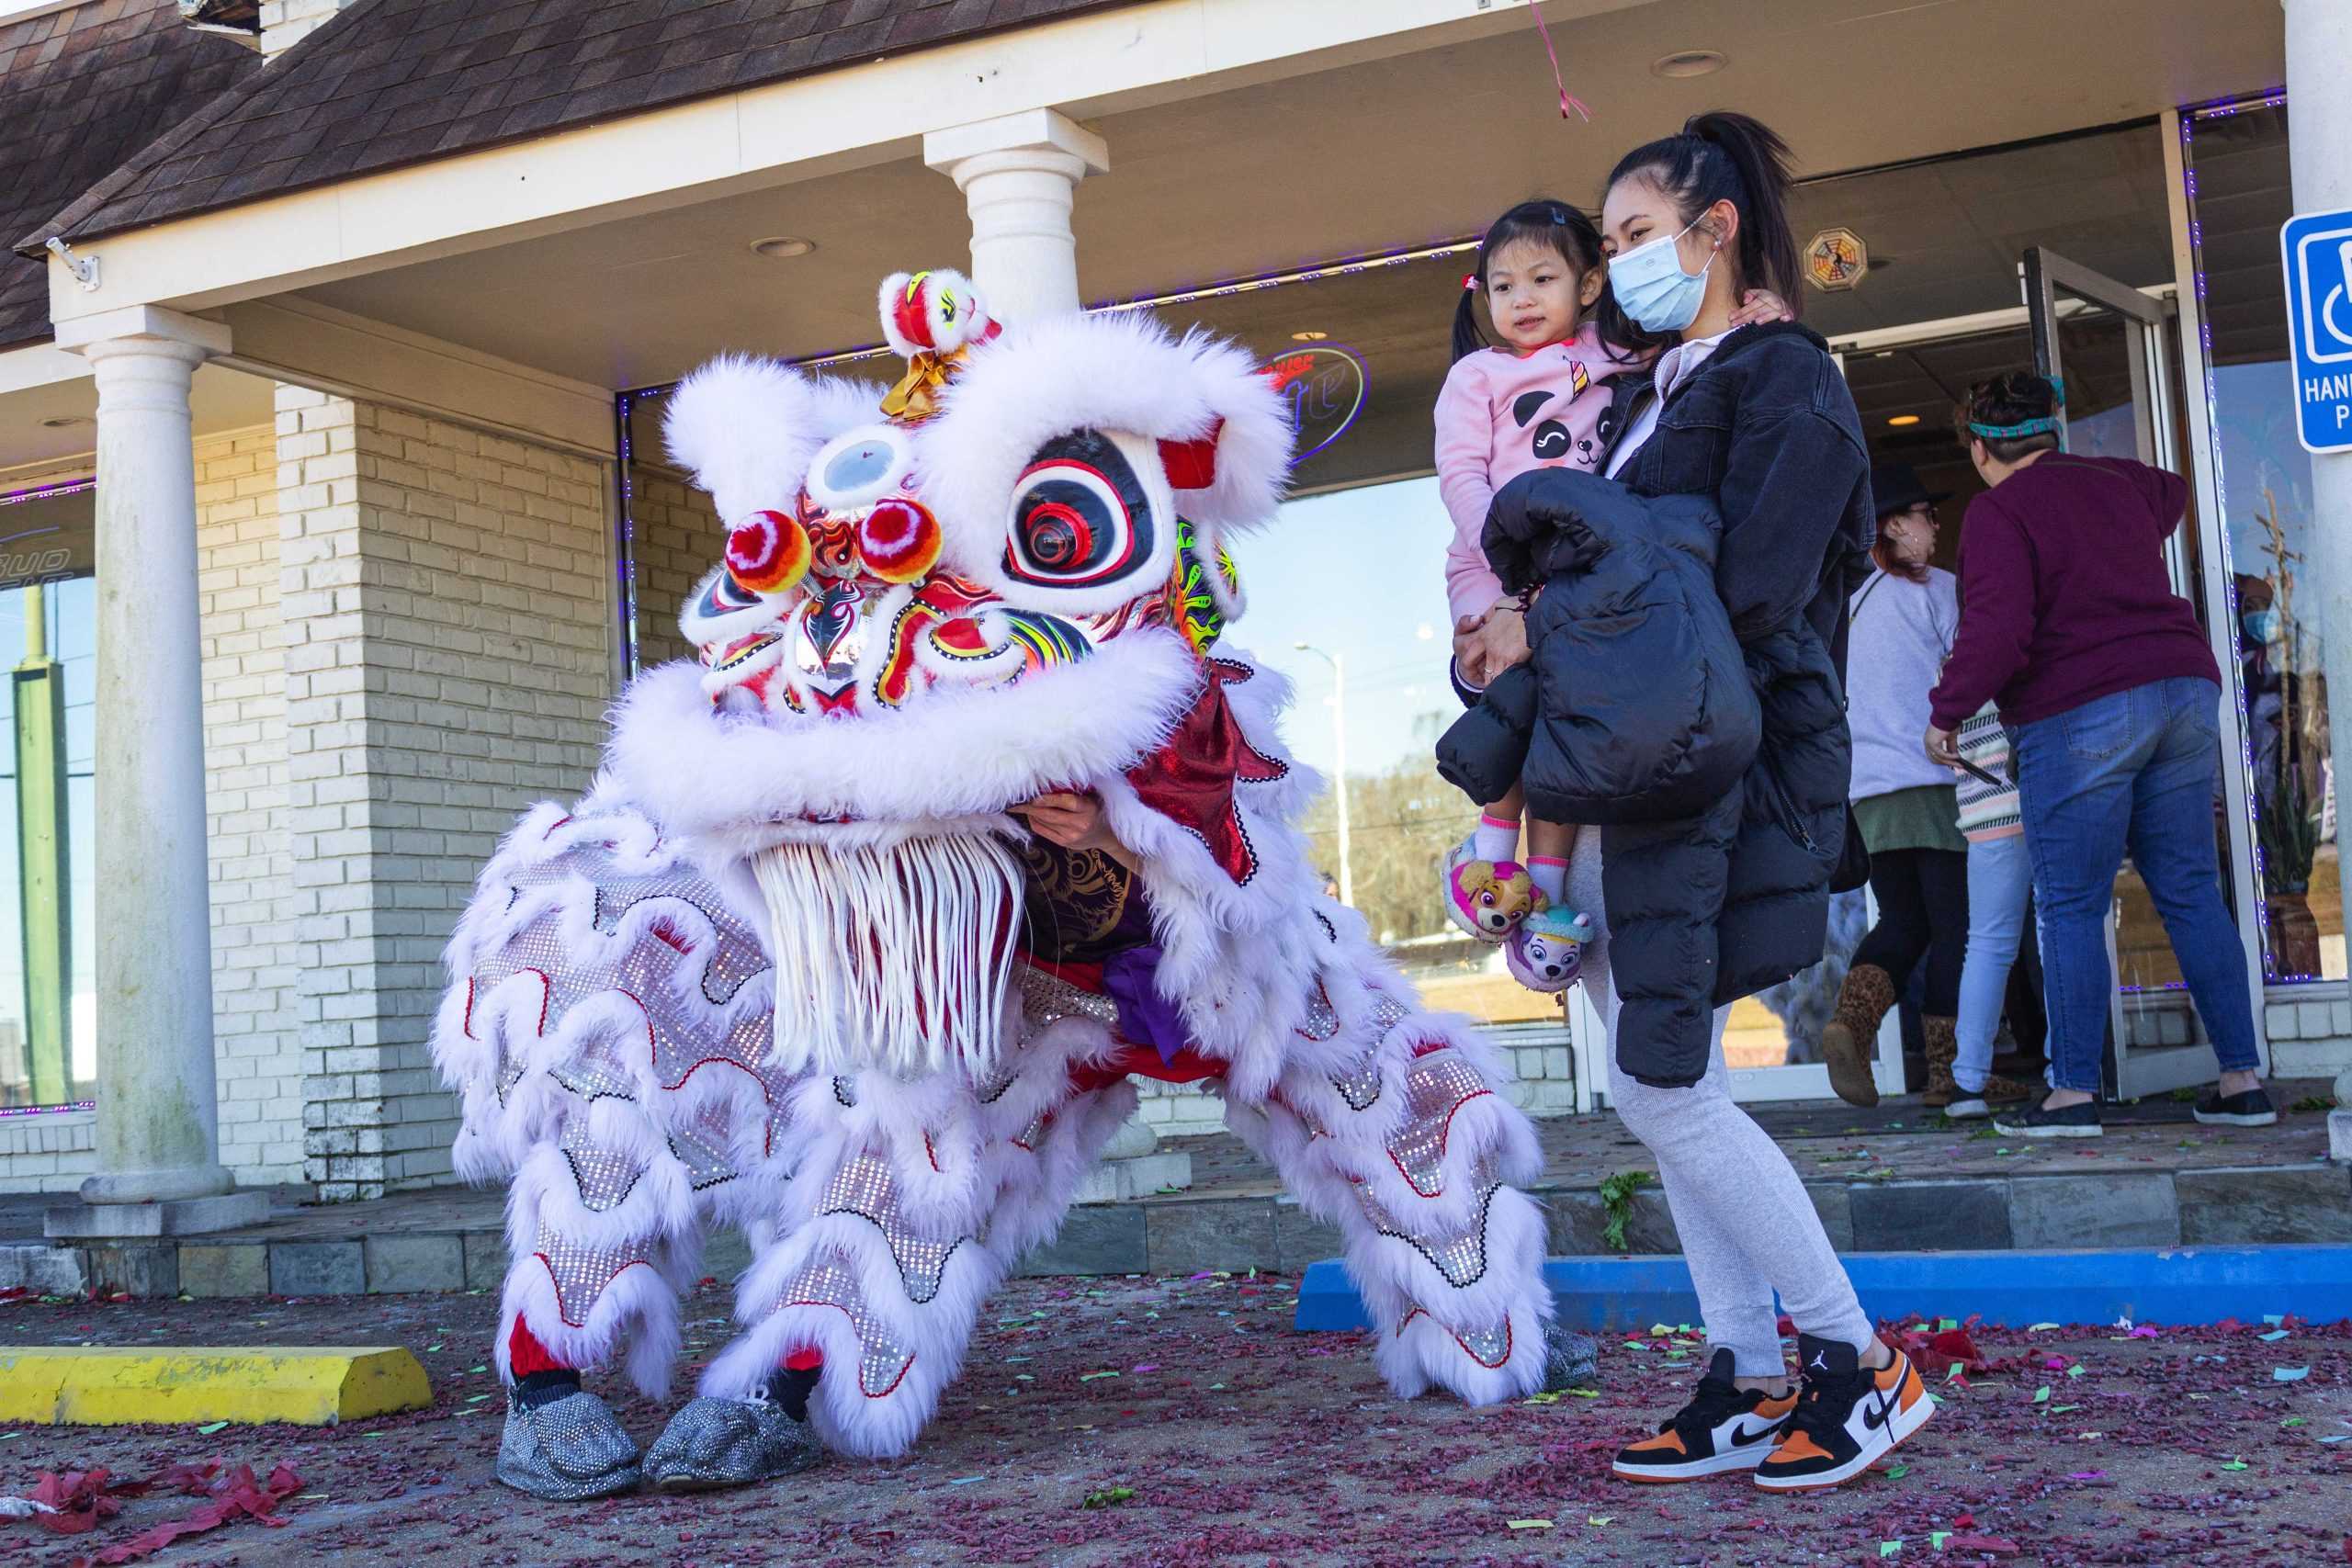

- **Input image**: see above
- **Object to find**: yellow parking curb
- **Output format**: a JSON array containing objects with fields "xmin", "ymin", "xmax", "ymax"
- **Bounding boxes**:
[{"xmin": 0, "ymin": 1347, "xmax": 433, "ymax": 1427}]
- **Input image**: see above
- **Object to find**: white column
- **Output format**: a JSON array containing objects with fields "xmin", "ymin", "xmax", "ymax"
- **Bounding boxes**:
[
  {"xmin": 923, "ymin": 107, "xmax": 1110, "ymax": 324},
  {"xmin": 2285, "ymin": 0, "xmax": 2352, "ymax": 1002},
  {"xmin": 46, "ymin": 306, "xmax": 264, "ymax": 1237},
  {"xmin": 923, "ymin": 109, "xmax": 1185, "ymax": 1181}
]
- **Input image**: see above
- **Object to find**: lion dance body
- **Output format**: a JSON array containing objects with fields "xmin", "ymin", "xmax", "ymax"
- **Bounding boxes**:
[{"xmin": 434, "ymin": 271, "xmax": 1569, "ymax": 1495}]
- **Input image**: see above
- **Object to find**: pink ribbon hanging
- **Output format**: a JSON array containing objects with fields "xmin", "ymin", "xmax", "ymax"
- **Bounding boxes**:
[{"xmin": 1527, "ymin": 2, "xmax": 1592, "ymax": 122}]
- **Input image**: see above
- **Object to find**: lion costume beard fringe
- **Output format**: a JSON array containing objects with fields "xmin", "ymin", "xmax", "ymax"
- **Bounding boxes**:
[{"xmin": 430, "ymin": 268, "xmax": 1558, "ymax": 1460}]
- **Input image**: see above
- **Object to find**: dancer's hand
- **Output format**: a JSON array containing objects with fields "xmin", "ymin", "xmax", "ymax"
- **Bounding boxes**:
[{"xmin": 1014, "ymin": 791, "xmax": 1137, "ymax": 869}]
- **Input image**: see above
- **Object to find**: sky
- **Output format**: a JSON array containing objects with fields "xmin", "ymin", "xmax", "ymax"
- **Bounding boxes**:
[{"xmin": 1216, "ymin": 474, "xmax": 1459, "ymax": 783}]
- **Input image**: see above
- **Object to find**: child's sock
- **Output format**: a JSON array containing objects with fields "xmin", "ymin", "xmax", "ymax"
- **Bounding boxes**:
[
  {"xmin": 1527, "ymin": 855, "xmax": 1568, "ymax": 907},
  {"xmin": 1474, "ymin": 812, "xmax": 1521, "ymax": 863}
]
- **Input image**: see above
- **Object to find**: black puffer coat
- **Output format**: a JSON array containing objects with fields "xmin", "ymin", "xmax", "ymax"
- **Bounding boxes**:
[
  {"xmin": 1603, "ymin": 321, "xmax": 1875, "ymax": 1087},
  {"xmin": 1434, "ymin": 469, "xmax": 1759, "ymax": 827}
]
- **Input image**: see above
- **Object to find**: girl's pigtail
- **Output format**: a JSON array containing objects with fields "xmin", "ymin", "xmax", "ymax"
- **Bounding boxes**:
[{"xmin": 1452, "ymin": 272, "xmax": 1487, "ymax": 362}]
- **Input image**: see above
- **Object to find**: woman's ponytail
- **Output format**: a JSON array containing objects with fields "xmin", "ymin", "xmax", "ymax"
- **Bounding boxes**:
[
  {"xmin": 1684, "ymin": 112, "xmax": 1801, "ymax": 309},
  {"xmin": 1607, "ymin": 110, "xmax": 1803, "ymax": 313}
]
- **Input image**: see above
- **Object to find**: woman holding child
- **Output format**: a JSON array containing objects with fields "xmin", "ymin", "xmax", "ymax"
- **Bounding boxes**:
[{"xmin": 1437, "ymin": 112, "xmax": 1934, "ymax": 1491}]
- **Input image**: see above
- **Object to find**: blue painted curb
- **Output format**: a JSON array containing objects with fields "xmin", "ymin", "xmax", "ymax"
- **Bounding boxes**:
[{"xmin": 1295, "ymin": 1245, "xmax": 2352, "ymax": 1333}]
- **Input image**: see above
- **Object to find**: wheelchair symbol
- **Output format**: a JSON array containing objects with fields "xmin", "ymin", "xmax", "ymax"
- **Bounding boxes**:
[
  {"xmin": 2325, "ymin": 240, "xmax": 2352, "ymax": 351},
  {"xmin": 2297, "ymin": 227, "xmax": 2352, "ymax": 364}
]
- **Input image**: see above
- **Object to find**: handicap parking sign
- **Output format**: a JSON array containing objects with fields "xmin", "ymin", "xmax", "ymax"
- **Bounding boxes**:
[{"xmin": 2281, "ymin": 209, "xmax": 2352, "ymax": 453}]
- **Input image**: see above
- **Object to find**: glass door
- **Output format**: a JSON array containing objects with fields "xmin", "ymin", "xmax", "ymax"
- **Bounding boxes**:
[{"xmin": 2021, "ymin": 248, "xmax": 2268, "ymax": 1100}]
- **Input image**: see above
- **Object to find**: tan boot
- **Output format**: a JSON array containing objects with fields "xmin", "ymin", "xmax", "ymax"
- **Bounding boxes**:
[
  {"xmin": 1819, "ymin": 963, "xmax": 1895, "ymax": 1108},
  {"xmin": 1922, "ymin": 1015, "xmax": 1960, "ymax": 1107}
]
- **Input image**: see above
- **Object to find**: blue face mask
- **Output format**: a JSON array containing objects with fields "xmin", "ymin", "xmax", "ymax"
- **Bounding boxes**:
[
  {"xmin": 2244, "ymin": 608, "xmax": 2281, "ymax": 645},
  {"xmin": 1610, "ymin": 216, "xmax": 1717, "ymax": 334}
]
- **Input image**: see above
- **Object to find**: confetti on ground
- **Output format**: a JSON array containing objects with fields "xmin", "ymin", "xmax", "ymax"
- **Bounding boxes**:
[{"xmin": 0, "ymin": 1282, "xmax": 2344, "ymax": 1566}]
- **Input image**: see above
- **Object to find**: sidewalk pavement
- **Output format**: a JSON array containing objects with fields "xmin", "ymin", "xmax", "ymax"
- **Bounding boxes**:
[
  {"xmin": 1, "ymin": 1276, "xmax": 2346, "ymax": 1566},
  {"xmin": 4, "ymin": 1085, "xmax": 2346, "ymax": 1300}
]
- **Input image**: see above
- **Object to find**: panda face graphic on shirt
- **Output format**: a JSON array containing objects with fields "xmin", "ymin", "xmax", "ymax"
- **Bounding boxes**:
[{"xmin": 1510, "ymin": 360, "xmax": 1598, "ymax": 468}]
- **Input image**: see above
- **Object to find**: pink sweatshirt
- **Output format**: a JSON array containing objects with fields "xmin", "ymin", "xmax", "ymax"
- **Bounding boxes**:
[{"xmin": 1433, "ymin": 323, "xmax": 1645, "ymax": 626}]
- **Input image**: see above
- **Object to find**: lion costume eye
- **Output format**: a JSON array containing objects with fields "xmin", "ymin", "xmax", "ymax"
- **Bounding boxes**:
[
  {"xmin": 806, "ymin": 423, "xmax": 917, "ymax": 514},
  {"xmin": 1003, "ymin": 430, "xmax": 1155, "ymax": 591}
]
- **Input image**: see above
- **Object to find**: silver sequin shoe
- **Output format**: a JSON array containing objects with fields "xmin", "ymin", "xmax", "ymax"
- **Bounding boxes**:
[
  {"xmin": 495, "ymin": 1385, "xmax": 642, "ymax": 1500},
  {"xmin": 1543, "ymin": 1320, "xmax": 1601, "ymax": 1391},
  {"xmin": 642, "ymin": 1390, "xmax": 821, "ymax": 1493}
]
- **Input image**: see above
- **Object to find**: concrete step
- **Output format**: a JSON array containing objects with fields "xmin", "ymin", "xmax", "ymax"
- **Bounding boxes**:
[{"xmin": 6, "ymin": 1157, "xmax": 2348, "ymax": 1300}]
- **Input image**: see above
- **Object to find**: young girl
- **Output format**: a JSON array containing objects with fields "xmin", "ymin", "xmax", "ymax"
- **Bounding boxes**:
[
  {"xmin": 1435, "ymin": 199, "xmax": 1783, "ymax": 993},
  {"xmin": 1434, "ymin": 200, "xmax": 1637, "ymax": 991}
]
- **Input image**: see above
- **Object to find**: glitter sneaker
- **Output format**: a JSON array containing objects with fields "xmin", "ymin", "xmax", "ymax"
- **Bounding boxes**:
[
  {"xmin": 643, "ymin": 1386, "xmax": 821, "ymax": 1493},
  {"xmin": 1543, "ymin": 1319, "xmax": 1601, "ymax": 1390},
  {"xmin": 496, "ymin": 1382, "xmax": 641, "ymax": 1501}
]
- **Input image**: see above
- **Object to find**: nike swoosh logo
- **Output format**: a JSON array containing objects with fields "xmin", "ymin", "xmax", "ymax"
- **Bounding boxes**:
[
  {"xmin": 1727, "ymin": 1420, "xmax": 1781, "ymax": 1448},
  {"xmin": 1861, "ymin": 1393, "xmax": 1897, "ymax": 1432}
]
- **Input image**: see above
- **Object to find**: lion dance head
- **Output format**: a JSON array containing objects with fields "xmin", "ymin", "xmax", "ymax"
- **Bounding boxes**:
[{"xmin": 604, "ymin": 270, "xmax": 1297, "ymax": 1077}]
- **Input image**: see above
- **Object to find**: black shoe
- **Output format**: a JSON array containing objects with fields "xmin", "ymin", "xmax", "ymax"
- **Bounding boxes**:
[
  {"xmin": 1992, "ymin": 1097, "xmax": 2103, "ymax": 1138},
  {"xmin": 1753, "ymin": 1336, "xmax": 1933, "ymax": 1492},
  {"xmin": 2192, "ymin": 1087, "xmax": 2278, "ymax": 1127},
  {"xmin": 1610, "ymin": 1348, "xmax": 1797, "ymax": 1483}
]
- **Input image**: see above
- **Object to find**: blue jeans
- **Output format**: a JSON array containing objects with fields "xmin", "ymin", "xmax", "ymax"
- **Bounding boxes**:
[
  {"xmin": 1955, "ymin": 832, "xmax": 2033, "ymax": 1092},
  {"xmin": 2012, "ymin": 676, "xmax": 2263, "ymax": 1094}
]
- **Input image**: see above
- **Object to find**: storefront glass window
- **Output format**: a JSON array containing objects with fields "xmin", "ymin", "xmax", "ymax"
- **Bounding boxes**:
[
  {"xmin": 0, "ymin": 488, "xmax": 96, "ymax": 1111},
  {"xmin": 2184, "ymin": 98, "xmax": 2341, "ymax": 984}
]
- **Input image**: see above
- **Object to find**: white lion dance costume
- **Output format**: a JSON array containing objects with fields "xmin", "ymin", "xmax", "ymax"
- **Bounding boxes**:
[{"xmin": 434, "ymin": 270, "xmax": 1576, "ymax": 1497}]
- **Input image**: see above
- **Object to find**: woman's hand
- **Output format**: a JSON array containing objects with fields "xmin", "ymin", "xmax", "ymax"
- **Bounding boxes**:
[
  {"xmin": 1730, "ymin": 288, "xmax": 1796, "ymax": 327},
  {"xmin": 1474, "ymin": 605, "xmax": 1532, "ymax": 677},
  {"xmin": 1013, "ymin": 790, "xmax": 1137, "ymax": 870},
  {"xmin": 1453, "ymin": 610, "xmax": 1491, "ymax": 685},
  {"xmin": 1923, "ymin": 724, "xmax": 1961, "ymax": 767}
]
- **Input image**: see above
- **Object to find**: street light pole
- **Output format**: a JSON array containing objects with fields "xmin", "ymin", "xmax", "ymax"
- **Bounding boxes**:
[{"xmin": 1294, "ymin": 641, "xmax": 1352, "ymax": 907}]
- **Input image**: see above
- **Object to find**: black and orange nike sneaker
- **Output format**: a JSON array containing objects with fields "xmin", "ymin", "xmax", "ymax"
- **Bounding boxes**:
[
  {"xmin": 1752, "ymin": 1334, "xmax": 1933, "ymax": 1492},
  {"xmin": 1611, "ymin": 1348, "xmax": 1799, "ymax": 1483}
]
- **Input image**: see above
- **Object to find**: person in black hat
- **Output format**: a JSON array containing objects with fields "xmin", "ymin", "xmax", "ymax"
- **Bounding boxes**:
[{"xmin": 1815, "ymin": 461, "xmax": 1975, "ymax": 1109}]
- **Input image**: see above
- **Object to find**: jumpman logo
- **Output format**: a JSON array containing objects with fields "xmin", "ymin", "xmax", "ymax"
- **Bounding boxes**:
[{"xmin": 1808, "ymin": 1351, "xmax": 1830, "ymax": 1373}]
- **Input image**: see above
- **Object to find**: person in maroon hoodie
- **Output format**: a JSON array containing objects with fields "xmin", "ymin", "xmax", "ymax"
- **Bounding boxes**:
[{"xmin": 1923, "ymin": 372, "xmax": 2274, "ymax": 1137}]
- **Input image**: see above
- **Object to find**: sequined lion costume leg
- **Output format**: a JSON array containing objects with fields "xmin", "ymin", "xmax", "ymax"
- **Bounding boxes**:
[{"xmin": 433, "ymin": 270, "xmax": 1572, "ymax": 1497}]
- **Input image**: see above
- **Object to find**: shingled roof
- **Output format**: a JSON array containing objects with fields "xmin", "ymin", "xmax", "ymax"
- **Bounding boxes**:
[
  {"xmin": 0, "ymin": 0, "xmax": 261, "ymax": 349},
  {"xmin": 26, "ymin": 0, "xmax": 1128, "ymax": 258}
]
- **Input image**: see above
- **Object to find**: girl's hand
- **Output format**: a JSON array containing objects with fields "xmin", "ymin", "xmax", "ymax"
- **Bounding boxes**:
[
  {"xmin": 1475, "ymin": 605, "xmax": 1532, "ymax": 674},
  {"xmin": 1731, "ymin": 288, "xmax": 1796, "ymax": 327},
  {"xmin": 1013, "ymin": 791, "xmax": 1137, "ymax": 869}
]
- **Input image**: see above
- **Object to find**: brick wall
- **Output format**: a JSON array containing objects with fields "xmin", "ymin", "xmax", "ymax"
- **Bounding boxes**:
[
  {"xmin": 2265, "ymin": 985, "xmax": 2352, "ymax": 1079},
  {"xmin": 198, "ymin": 424, "xmax": 303, "ymax": 1184},
  {"xmin": 278, "ymin": 388, "xmax": 613, "ymax": 1199},
  {"xmin": 628, "ymin": 462, "xmax": 721, "ymax": 671},
  {"xmin": 0, "ymin": 427, "xmax": 307, "ymax": 1195}
]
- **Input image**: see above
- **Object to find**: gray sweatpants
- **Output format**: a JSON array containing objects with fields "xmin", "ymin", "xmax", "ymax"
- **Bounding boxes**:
[{"xmin": 1566, "ymin": 836, "xmax": 1877, "ymax": 1377}]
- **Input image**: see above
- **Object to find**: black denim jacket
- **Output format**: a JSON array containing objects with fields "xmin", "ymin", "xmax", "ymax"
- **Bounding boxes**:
[
  {"xmin": 1615, "ymin": 321, "xmax": 1875, "ymax": 667},
  {"xmin": 1590, "ymin": 321, "xmax": 1878, "ymax": 1087}
]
